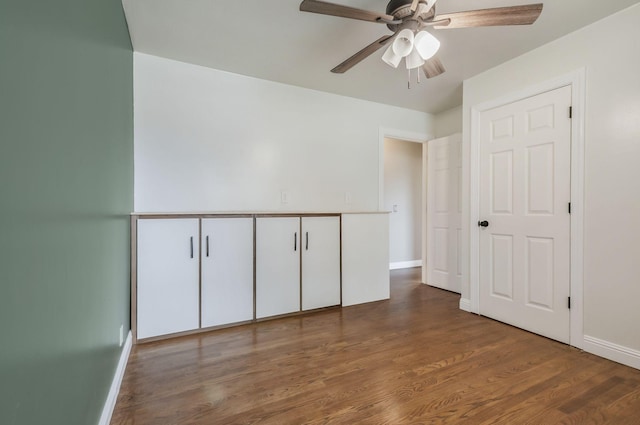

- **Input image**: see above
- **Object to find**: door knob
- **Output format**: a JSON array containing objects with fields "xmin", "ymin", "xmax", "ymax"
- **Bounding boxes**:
[{"xmin": 478, "ymin": 220, "xmax": 489, "ymax": 227}]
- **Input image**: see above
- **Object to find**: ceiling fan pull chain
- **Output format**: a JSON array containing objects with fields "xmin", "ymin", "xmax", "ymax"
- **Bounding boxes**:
[{"xmin": 408, "ymin": 68, "xmax": 411, "ymax": 89}]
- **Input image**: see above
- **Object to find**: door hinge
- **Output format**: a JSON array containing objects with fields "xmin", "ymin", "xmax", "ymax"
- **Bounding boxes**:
[
  {"xmin": 569, "ymin": 106, "xmax": 573, "ymax": 118},
  {"xmin": 568, "ymin": 202, "xmax": 571, "ymax": 214},
  {"xmin": 568, "ymin": 297, "xmax": 571, "ymax": 309}
]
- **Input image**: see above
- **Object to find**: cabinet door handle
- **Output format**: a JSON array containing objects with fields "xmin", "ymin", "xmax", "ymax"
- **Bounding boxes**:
[
  {"xmin": 206, "ymin": 235, "xmax": 209, "ymax": 257},
  {"xmin": 305, "ymin": 232, "xmax": 309, "ymax": 251},
  {"xmin": 294, "ymin": 232, "xmax": 297, "ymax": 251},
  {"xmin": 190, "ymin": 236, "xmax": 194, "ymax": 259}
]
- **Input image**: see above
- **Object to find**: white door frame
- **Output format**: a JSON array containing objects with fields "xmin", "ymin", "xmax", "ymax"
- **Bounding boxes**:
[
  {"xmin": 468, "ymin": 69, "xmax": 586, "ymax": 348},
  {"xmin": 378, "ymin": 127, "xmax": 433, "ymax": 282}
]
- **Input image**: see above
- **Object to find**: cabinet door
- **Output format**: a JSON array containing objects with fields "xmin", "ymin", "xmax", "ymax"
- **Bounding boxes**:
[
  {"xmin": 137, "ymin": 218, "xmax": 200, "ymax": 339},
  {"xmin": 301, "ymin": 216, "xmax": 341, "ymax": 310},
  {"xmin": 256, "ymin": 217, "xmax": 300, "ymax": 318},
  {"xmin": 201, "ymin": 218, "xmax": 254, "ymax": 327}
]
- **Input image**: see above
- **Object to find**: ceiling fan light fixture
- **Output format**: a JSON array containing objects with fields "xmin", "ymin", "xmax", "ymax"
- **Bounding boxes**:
[
  {"xmin": 405, "ymin": 48, "xmax": 425, "ymax": 69},
  {"xmin": 414, "ymin": 30, "xmax": 440, "ymax": 61},
  {"xmin": 382, "ymin": 44, "xmax": 403, "ymax": 68},
  {"xmin": 391, "ymin": 28, "xmax": 414, "ymax": 57}
]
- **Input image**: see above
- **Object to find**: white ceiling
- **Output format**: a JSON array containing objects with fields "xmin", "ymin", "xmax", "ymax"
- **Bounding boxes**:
[{"xmin": 123, "ymin": 0, "xmax": 639, "ymax": 114}]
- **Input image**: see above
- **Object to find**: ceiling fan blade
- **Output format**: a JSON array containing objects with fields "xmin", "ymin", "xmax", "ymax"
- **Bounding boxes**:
[
  {"xmin": 300, "ymin": 0, "xmax": 395, "ymax": 23},
  {"xmin": 412, "ymin": 0, "xmax": 437, "ymax": 18},
  {"xmin": 434, "ymin": 4, "xmax": 543, "ymax": 29},
  {"xmin": 331, "ymin": 35, "xmax": 394, "ymax": 74},
  {"xmin": 422, "ymin": 56, "xmax": 445, "ymax": 78}
]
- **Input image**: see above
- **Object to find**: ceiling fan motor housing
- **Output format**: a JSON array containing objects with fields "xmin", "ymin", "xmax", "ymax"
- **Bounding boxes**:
[{"xmin": 385, "ymin": 0, "xmax": 435, "ymax": 31}]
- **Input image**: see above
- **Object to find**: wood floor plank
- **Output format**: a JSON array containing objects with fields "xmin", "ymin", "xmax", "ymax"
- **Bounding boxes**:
[{"xmin": 111, "ymin": 268, "xmax": 640, "ymax": 424}]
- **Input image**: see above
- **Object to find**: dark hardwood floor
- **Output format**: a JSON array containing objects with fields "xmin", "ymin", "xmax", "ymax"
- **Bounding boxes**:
[{"xmin": 112, "ymin": 268, "xmax": 640, "ymax": 424}]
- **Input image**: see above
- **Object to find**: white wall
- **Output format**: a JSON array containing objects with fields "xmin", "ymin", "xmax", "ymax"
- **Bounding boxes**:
[
  {"xmin": 134, "ymin": 53, "xmax": 434, "ymax": 213},
  {"xmin": 434, "ymin": 105, "xmax": 462, "ymax": 138},
  {"xmin": 462, "ymin": 4, "xmax": 640, "ymax": 354},
  {"xmin": 383, "ymin": 138, "xmax": 422, "ymax": 264}
]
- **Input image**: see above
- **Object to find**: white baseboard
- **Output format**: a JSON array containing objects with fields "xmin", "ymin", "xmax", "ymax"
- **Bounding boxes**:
[
  {"xmin": 583, "ymin": 335, "xmax": 640, "ymax": 370},
  {"xmin": 459, "ymin": 298, "xmax": 471, "ymax": 312},
  {"xmin": 99, "ymin": 330, "xmax": 132, "ymax": 425},
  {"xmin": 389, "ymin": 260, "xmax": 422, "ymax": 270}
]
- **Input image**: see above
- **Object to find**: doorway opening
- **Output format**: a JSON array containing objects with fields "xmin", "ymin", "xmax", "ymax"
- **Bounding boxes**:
[
  {"xmin": 378, "ymin": 127, "xmax": 430, "ymax": 284},
  {"xmin": 379, "ymin": 127, "xmax": 463, "ymax": 294},
  {"xmin": 383, "ymin": 137, "xmax": 423, "ymax": 271}
]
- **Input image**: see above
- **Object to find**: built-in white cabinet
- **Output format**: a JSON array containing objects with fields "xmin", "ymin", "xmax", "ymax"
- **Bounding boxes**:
[
  {"xmin": 136, "ymin": 216, "xmax": 254, "ymax": 340},
  {"xmin": 341, "ymin": 213, "xmax": 390, "ymax": 306},
  {"xmin": 301, "ymin": 216, "xmax": 341, "ymax": 310},
  {"xmin": 133, "ymin": 213, "xmax": 363, "ymax": 342},
  {"xmin": 256, "ymin": 217, "xmax": 301, "ymax": 319},
  {"xmin": 256, "ymin": 216, "xmax": 341, "ymax": 319},
  {"xmin": 201, "ymin": 217, "xmax": 254, "ymax": 328},
  {"xmin": 137, "ymin": 218, "xmax": 200, "ymax": 339}
]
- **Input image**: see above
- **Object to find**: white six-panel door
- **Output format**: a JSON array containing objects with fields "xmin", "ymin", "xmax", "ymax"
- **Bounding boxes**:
[
  {"xmin": 479, "ymin": 85, "xmax": 572, "ymax": 343},
  {"xmin": 201, "ymin": 217, "xmax": 254, "ymax": 327},
  {"xmin": 301, "ymin": 216, "xmax": 341, "ymax": 310},
  {"xmin": 256, "ymin": 217, "xmax": 301, "ymax": 319},
  {"xmin": 137, "ymin": 218, "xmax": 200, "ymax": 339},
  {"xmin": 426, "ymin": 133, "xmax": 462, "ymax": 293}
]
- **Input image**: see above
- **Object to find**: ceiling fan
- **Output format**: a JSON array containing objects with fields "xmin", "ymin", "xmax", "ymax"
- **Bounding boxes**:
[{"xmin": 299, "ymin": 0, "xmax": 543, "ymax": 79}]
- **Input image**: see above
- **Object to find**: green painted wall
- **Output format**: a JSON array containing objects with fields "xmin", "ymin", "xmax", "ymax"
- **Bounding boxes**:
[{"xmin": 0, "ymin": 0, "xmax": 133, "ymax": 424}]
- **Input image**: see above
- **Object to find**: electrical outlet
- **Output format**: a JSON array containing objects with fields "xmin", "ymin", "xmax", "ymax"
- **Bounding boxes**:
[
  {"xmin": 119, "ymin": 324, "xmax": 124, "ymax": 347},
  {"xmin": 281, "ymin": 191, "xmax": 289, "ymax": 204},
  {"xmin": 393, "ymin": 204, "xmax": 398, "ymax": 212},
  {"xmin": 345, "ymin": 192, "xmax": 353, "ymax": 205}
]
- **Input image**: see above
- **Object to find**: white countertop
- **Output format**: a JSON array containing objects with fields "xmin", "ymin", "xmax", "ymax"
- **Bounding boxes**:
[{"xmin": 132, "ymin": 211, "xmax": 391, "ymax": 216}]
